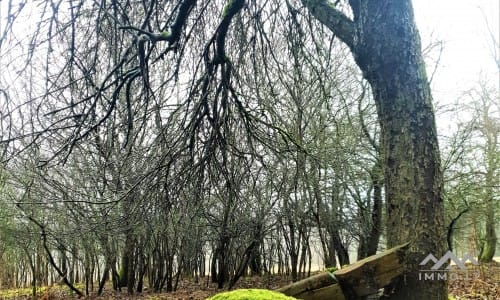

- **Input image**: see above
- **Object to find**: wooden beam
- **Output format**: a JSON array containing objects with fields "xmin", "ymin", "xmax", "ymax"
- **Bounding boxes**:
[
  {"xmin": 334, "ymin": 243, "xmax": 409, "ymax": 297},
  {"xmin": 276, "ymin": 272, "xmax": 345, "ymax": 300},
  {"xmin": 276, "ymin": 243, "xmax": 410, "ymax": 300}
]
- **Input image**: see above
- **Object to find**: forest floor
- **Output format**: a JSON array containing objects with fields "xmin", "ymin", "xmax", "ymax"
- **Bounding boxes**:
[
  {"xmin": 447, "ymin": 261, "xmax": 500, "ymax": 300},
  {"xmin": 1, "ymin": 262, "xmax": 498, "ymax": 299}
]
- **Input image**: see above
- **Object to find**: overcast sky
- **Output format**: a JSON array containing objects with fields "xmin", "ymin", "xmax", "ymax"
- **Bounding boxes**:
[
  {"xmin": 1, "ymin": 0, "xmax": 497, "ymax": 116},
  {"xmin": 413, "ymin": 0, "xmax": 499, "ymax": 105}
]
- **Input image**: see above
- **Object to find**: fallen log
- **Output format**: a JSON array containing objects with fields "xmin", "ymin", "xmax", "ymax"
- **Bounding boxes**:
[{"xmin": 277, "ymin": 243, "xmax": 409, "ymax": 300}]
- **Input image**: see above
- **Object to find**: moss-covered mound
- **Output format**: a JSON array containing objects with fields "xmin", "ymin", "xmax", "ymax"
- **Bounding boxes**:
[{"xmin": 207, "ymin": 289, "xmax": 297, "ymax": 300}]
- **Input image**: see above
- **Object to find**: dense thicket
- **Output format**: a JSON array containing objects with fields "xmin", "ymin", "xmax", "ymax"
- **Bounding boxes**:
[{"xmin": 0, "ymin": 0, "xmax": 497, "ymax": 298}]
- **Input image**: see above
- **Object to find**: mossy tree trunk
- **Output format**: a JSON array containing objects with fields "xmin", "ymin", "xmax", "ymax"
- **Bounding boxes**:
[
  {"xmin": 479, "ymin": 141, "xmax": 496, "ymax": 263},
  {"xmin": 303, "ymin": 1, "xmax": 447, "ymax": 299},
  {"xmin": 478, "ymin": 94, "xmax": 498, "ymax": 262}
]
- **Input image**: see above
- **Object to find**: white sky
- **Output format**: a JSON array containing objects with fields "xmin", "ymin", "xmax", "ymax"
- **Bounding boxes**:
[
  {"xmin": 1, "ymin": 0, "xmax": 497, "ymax": 128},
  {"xmin": 413, "ymin": 0, "xmax": 499, "ymax": 105}
]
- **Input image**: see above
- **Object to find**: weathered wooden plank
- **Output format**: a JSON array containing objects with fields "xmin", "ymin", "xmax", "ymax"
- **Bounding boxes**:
[
  {"xmin": 276, "ymin": 243, "xmax": 409, "ymax": 300},
  {"xmin": 291, "ymin": 282, "xmax": 347, "ymax": 300},
  {"xmin": 334, "ymin": 243, "xmax": 410, "ymax": 297},
  {"xmin": 276, "ymin": 272, "xmax": 341, "ymax": 299}
]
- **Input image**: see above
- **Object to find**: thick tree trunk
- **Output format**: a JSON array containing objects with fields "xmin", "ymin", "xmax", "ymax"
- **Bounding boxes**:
[
  {"xmin": 354, "ymin": 3, "xmax": 447, "ymax": 298},
  {"xmin": 303, "ymin": 1, "xmax": 447, "ymax": 299}
]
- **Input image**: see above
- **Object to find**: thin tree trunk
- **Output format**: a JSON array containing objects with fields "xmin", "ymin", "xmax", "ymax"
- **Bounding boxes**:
[
  {"xmin": 358, "ymin": 162, "xmax": 383, "ymax": 259},
  {"xmin": 480, "ymin": 194, "xmax": 497, "ymax": 262},
  {"xmin": 480, "ymin": 121, "xmax": 497, "ymax": 262},
  {"xmin": 97, "ymin": 265, "xmax": 109, "ymax": 296},
  {"xmin": 331, "ymin": 229, "xmax": 349, "ymax": 266}
]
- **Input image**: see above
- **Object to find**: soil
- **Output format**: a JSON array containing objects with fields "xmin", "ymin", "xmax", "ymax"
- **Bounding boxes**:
[{"xmin": 3, "ymin": 263, "xmax": 499, "ymax": 299}]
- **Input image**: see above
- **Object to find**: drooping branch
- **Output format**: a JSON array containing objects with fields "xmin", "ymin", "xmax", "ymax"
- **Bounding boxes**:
[
  {"xmin": 301, "ymin": 0, "xmax": 355, "ymax": 50},
  {"xmin": 23, "ymin": 213, "xmax": 84, "ymax": 297},
  {"xmin": 120, "ymin": 0, "xmax": 197, "ymax": 45},
  {"xmin": 447, "ymin": 208, "xmax": 469, "ymax": 252},
  {"xmin": 215, "ymin": 0, "xmax": 246, "ymax": 63},
  {"xmin": 170, "ymin": 0, "xmax": 198, "ymax": 43}
]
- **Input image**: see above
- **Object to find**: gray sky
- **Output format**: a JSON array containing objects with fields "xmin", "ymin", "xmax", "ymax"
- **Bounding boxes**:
[
  {"xmin": 413, "ymin": 0, "xmax": 499, "ymax": 104},
  {"xmin": 1, "ymin": 0, "xmax": 497, "ymax": 118}
]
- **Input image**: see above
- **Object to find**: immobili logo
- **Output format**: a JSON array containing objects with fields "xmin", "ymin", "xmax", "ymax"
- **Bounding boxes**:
[{"xmin": 418, "ymin": 250, "xmax": 479, "ymax": 281}]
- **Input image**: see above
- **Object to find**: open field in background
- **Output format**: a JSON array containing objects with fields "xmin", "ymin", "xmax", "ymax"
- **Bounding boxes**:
[{"xmin": 0, "ymin": 262, "xmax": 498, "ymax": 300}]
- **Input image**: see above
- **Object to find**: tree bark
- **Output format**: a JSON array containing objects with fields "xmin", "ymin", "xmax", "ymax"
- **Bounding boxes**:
[
  {"xmin": 331, "ymin": 229, "xmax": 350, "ymax": 266},
  {"xmin": 479, "ymin": 108, "xmax": 497, "ymax": 262},
  {"xmin": 358, "ymin": 161, "xmax": 383, "ymax": 260},
  {"xmin": 303, "ymin": 1, "xmax": 447, "ymax": 299}
]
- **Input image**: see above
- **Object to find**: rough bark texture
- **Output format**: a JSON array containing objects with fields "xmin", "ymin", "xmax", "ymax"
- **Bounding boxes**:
[{"xmin": 303, "ymin": 1, "xmax": 447, "ymax": 299}]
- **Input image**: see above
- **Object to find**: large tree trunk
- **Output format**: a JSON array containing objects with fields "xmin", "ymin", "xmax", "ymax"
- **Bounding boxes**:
[
  {"xmin": 355, "ymin": 3, "xmax": 447, "ymax": 298},
  {"xmin": 303, "ymin": 1, "xmax": 447, "ymax": 299}
]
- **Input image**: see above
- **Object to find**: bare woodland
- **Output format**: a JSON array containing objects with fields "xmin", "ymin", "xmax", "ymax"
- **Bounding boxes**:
[{"xmin": 0, "ymin": 1, "xmax": 498, "ymax": 299}]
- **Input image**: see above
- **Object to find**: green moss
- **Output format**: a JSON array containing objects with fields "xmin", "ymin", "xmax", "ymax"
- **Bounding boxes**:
[
  {"xmin": 221, "ymin": 0, "xmax": 244, "ymax": 18},
  {"xmin": 160, "ymin": 31, "xmax": 171, "ymax": 38},
  {"xmin": 221, "ymin": 0, "xmax": 236, "ymax": 17},
  {"xmin": 325, "ymin": 266, "xmax": 338, "ymax": 273},
  {"xmin": 207, "ymin": 289, "xmax": 297, "ymax": 300},
  {"xmin": 118, "ymin": 267, "xmax": 128, "ymax": 287}
]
